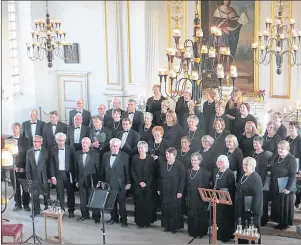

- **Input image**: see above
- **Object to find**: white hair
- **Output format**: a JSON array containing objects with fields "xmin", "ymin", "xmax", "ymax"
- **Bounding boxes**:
[
  {"xmin": 33, "ymin": 135, "xmax": 43, "ymax": 141},
  {"xmin": 110, "ymin": 138, "xmax": 121, "ymax": 146},
  {"xmin": 144, "ymin": 112, "xmax": 153, "ymax": 121},
  {"xmin": 216, "ymin": 155, "xmax": 230, "ymax": 169},
  {"xmin": 81, "ymin": 137, "xmax": 91, "ymax": 144},
  {"xmin": 137, "ymin": 141, "xmax": 149, "ymax": 152},
  {"xmin": 55, "ymin": 133, "xmax": 67, "ymax": 142}
]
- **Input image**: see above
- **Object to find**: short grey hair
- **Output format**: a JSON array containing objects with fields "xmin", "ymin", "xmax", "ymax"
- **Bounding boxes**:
[
  {"xmin": 55, "ymin": 133, "xmax": 67, "ymax": 142},
  {"xmin": 81, "ymin": 137, "xmax": 91, "ymax": 144},
  {"xmin": 243, "ymin": 157, "xmax": 257, "ymax": 171},
  {"xmin": 225, "ymin": 134, "xmax": 239, "ymax": 148},
  {"xmin": 216, "ymin": 155, "xmax": 230, "ymax": 169},
  {"xmin": 191, "ymin": 152, "xmax": 203, "ymax": 165},
  {"xmin": 187, "ymin": 115, "xmax": 199, "ymax": 125},
  {"xmin": 278, "ymin": 140, "xmax": 290, "ymax": 151},
  {"xmin": 137, "ymin": 141, "xmax": 148, "ymax": 152},
  {"xmin": 30, "ymin": 109, "xmax": 39, "ymax": 115},
  {"xmin": 128, "ymin": 99, "xmax": 136, "ymax": 104},
  {"xmin": 74, "ymin": 114, "xmax": 83, "ymax": 120},
  {"xmin": 110, "ymin": 138, "xmax": 121, "ymax": 146},
  {"xmin": 144, "ymin": 112, "xmax": 153, "ymax": 121},
  {"xmin": 201, "ymin": 135, "xmax": 214, "ymax": 145},
  {"xmin": 33, "ymin": 135, "xmax": 43, "ymax": 142}
]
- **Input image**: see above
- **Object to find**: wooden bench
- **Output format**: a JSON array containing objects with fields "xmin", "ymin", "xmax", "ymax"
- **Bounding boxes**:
[{"xmin": 1, "ymin": 223, "xmax": 24, "ymax": 244}]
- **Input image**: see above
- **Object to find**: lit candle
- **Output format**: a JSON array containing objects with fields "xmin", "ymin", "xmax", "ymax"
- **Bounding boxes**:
[
  {"xmin": 178, "ymin": 45, "xmax": 184, "ymax": 50},
  {"xmin": 263, "ymin": 30, "xmax": 269, "ymax": 36},
  {"xmin": 258, "ymin": 32, "xmax": 263, "ymax": 37},
  {"xmin": 169, "ymin": 49, "xmax": 176, "ymax": 56},
  {"xmin": 265, "ymin": 18, "xmax": 271, "ymax": 24},
  {"xmin": 215, "ymin": 28, "xmax": 222, "ymax": 37},
  {"xmin": 284, "ymin": 108, "xmax": 287, "ymax": 113},
  {"xmin": 166, "ymin": 48, "xmax": 171, "ymax": 55},
  {"xmin": 230, "ymin": 65, "xmax": 237, "ymax": 78},
  {"xmin": 275, "ymin": 19, "xmax": 281, "ymax": 25},
  {"xmin": 259, "ymin": 45, "xmax": 265, "ymax": 51},
  {"xmin": 225, "ymin": 47, "xmax": 231, "ymax": 56},
  {"xmin": 209, "ymin": 48, "xmax": 216, "ymax": 58},
  {"xmin": 184, "ymin": 52, "xmax": 192, "ymax": 58},
  {"xmin": 168, "ymin": 71, "xmax": 177, "ymax": 78},
  {"xmin": 55, "ymin": 20, "xmax": 62, "ymax": 24},
  {"xmin": 252, "ymin": 43, "xmax": 258, "ymax": 49},
  {"xmin": 46, "ymin": 30, "xmax": 52, "ymax": 36},
  {"xmin": 196, "ymin": 29, "xmax": 203, "ymax": 37},
  {"xmin": 292, "ymin": 30, "xmax": 297, "ymax": 37},
  {"xmin": 35, "ymin": 20, "xmax": 40, "ymax": 25},
  {"xmin": 26, "ymin": 43, "xmax": 31, "ymax": 48},
  {"xmin": 191, "ymin": 71, "xmax": 199, "ymax": 80},
  {"xmin": 217, "ymin": 64, "xmax": 224, "ymax": 73},
  {"xmin": 211, "ymin": 26, "xmax": 217, "ymax": 35},
  {"xmin": 298, "ymin": 31, "xmax": 301, "ymax": 36},
  {"xmin": 201, "ymin": 45, "xmax": 208, "ymax": 54},
  {"xmin": 289, "ymin": 19, "xmax": 295, "ymax": 25},
  {"xmin": 158, "ymin": 69, "xmax": 168, "ymax": 76},
  {"xmin": 280, "ymin": 33, "xmax": 285, "ymax": 39},
  {"xmin": 219, "ymin": 47, "xmax": 226, "ymax": 55},
  {"xmin": 173, "ymin": 28, "xmax": 181, "ymax": 37},
  {"xmin": 292, "ymin": 45, "xmax": 298, "ymax": 51}
]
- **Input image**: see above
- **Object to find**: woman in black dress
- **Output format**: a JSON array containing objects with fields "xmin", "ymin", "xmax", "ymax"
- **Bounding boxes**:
[
  {"xmin": 285, "ymin": 122, "xmax": 301, "ymax": 208},
  {"xmin": 185, "ymin": 115, "xmax": 205, "ymax": 152},
  {"xmin": 162, "ymin": 110, "xmax": 183, "ymax": 149},
  {"xmin": 138, "ymin": 112, "xmax": 154, "ymax": 143},
  {"xmin": 131, "ymin": 141, "xmax": 155, "ymax": 228},
  {"xmin": 270, "ymin": 140, "xmax": 297, "ymax": 230},
  {"xmin": 203, "ymin": 88, "xmax": 217, "ymax": 135},
  {"xmin": 239, "ymin": 121, "xmax": 259, "ymax": 157},
  {"xmin": 226, "ymin": 87, "xmax": 243, "ymax": 134},
  {"xmin": 175, "ymin": 88, "xmax": 192, "ymax": 128},
  {"xmin": 208, "ymin": 101, "xmax": 230, "ymax": 135},
  {"xmin": 200, "ymin": 135, "xmax": 217, "ymax": 181},
  {"xmin": 234, "ymin": 103, "xmax": 257, "ymax": 141},
  {"xmin": 158, "ymin": 147, "xmax": 185, "ymax": 233},
  {"xmin": 252, "ymin": 136, "xmax": 273, "ymax": 226},
  {"xmin": 262, "ymin": 121, "xmax": 282, "ymax": 155},
  {"xmin": 186, "ymin": 152, "xmax": 211, "ymax": 238},
  {"xmin": 235, "ymin": 157, "xmax": 263, "ymax": 244},
  {"xmin": 107, "ymin": 109, "xmax": 123, "ymax": 137},
  {"xmin": 176, "ymin": 136, "xmax": 193, "ymax": 170},
  {"xmin": 183, "ymin": 100, "xmax": 205, "ymax": 132},
  {"xmin": 210, "ymin": 118, "xmax": 230, "ymax": 155},
  {"xmin": 269, "ymin": 112, "xmax": 287, "ymax": 139},
  {"xmin": 214, "ymin": 155, "xmax": 236, "ymax": 243},
  {"xmin": 146, "ymin": 85, "xmax": 166, "ymax": 126},
  {"xmin": 223, "ymin": 134, "xmax": 244, "ymax": 183}
]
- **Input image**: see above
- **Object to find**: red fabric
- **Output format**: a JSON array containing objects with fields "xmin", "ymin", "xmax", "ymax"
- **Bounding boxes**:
[{"xmin": 2, "ymin": 224, "xmax": 23, "ymax": 239}]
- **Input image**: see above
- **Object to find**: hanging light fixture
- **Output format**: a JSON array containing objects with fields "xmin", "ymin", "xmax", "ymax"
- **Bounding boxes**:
[
  {"xmin": 158, "ymin": 1, "xmax": 237, "ymax": 112},
  {"xmin": 26, "ymin": 0, "xmax": 73, "ymax": 68},
  {"xmin": 252, "ymin": 0, "xmax": 301, "ymax": 75}
]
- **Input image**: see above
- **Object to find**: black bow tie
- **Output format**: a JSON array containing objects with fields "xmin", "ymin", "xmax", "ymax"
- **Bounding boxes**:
[
  {"xmin": 34, "ymin": 149, "xmax": 41, "ymax": 152},
  {"xmin": 128, "ymin": 112, "xmax": 134, "ymax": 115},
  {"xmin": 124, "ymin": 130, "xmax": 129, "ymax": 133},
  {"xmin": 77, "ymin": 111, "xmax": 81, "ymax": 114},
  {"xmin": 74, "ymin": 127, "xmax": 80, "ymax": 129},
  {"xmin": 31, "ymin": 122, "xmax": 36, "ymax": 125},
  {"xmin": 13, "ymin": 137, "xmax": 19, "ymax": 140},
  {"xmin": 111, "ymin": 154, "xmax": 117, "ymax": 157},
  {"xmin": 95, "ymin": 129, "xmax": 101, "ymax": 132},
  {"xmin": 82, "ymin": 151, "xmax": 88, "ymax": 154},
  {"xmin": 52, "ymin": 124, "xmax": 57, "ymax": 127},
  {"xmin": 59, "ymin": 148, "xmax": 64, "ymax": 151}
]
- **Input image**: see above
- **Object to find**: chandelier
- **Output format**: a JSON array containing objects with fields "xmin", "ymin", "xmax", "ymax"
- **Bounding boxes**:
[
  {"xmin": 158, "ymin": 1, "xmax": 238, "ymax": 108},
  {"xmin": 252, "ymin": 0, "xmax": 301, "ymax": 75},
  {"xmin": 26, "ymin": 0, "xmax": 73, "ymax": 68}
]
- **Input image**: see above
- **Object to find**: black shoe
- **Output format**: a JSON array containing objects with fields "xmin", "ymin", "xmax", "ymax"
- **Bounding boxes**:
[
  {"xmin": 68, "ymin": 212, "xmax": 74, "ymax": 218},
  {"xmin": 95, "ymin": 219, "xmax": 100, "ymax": 224},
  {"xmin": 77, "ymin": 216, "xmax": 86, "ymax": 222},
  {"xmin": 121, "ymin": 222, "xmax": 128, "ymax": 227},
  {"xmin": 280, "ymin": 225, "xmax": 289, "ymax": 230},
  {"xmin": 164, "ymin": 229, "xmax": 169, "ymax": 232},
  {"xmin": 24, "ymin": 206, "xmax": 31, "ymax": 212},
  {"xmin": 107, "ymin": 219, "xmax": 116, "ymax": 225},
  {"xmin": 171, "ymin": 230, "xmax": 178, "ymax": 234},
  {"xmin": 13, "ymin": 206, "xmax": 22, "ymax": 211},
  {"xmin": 274, "ymin": 224, "xmax": 282, "ymax": 230},
  {"xmin": 295, "ymin": 203, "xmax": 300, "ymax": 209}
]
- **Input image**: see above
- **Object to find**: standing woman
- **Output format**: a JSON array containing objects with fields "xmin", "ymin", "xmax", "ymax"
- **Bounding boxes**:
[
  {"xmin": 239, "ymin": 121, "xmax": 259, "ymax": 157},
  {"xmin": 158, "ymin": 100, "xmax": 170, "ymax": 126},
  {"xmin": 186, "ymin": 100, "xmax": 205, "ymax": 132},
  {"xmin": 186, "ymin": 152, "xmax": 211, "ymax": 238},
  {"xmin": 131, "ymin": 141, "xmax": 155, "ymax": 228},
  {"xmin": 176, "ymin": 136, "xmax": 193, "ymax": 170},
  {"xmin": 285, "ymin": 122, "xmax": 301, "ymax": 208},
  {"xmin": 208, "ymin": 101, "xmax": 230, "ymax": 135},
  {"xmin": 162, "ymin": 110, "xmax": 183, "ymax": 149},
  {"xmin": 268, "ymin": 112, "xmax": 287, "ymax": 139},
  {"xmin": 235, "ymin": 157, "xmax": 263, "ymax": 244},
  {"xmin": 138, "ymin": 112, "xmax": 154, "ymax": 143},
  {"xmin": 175, "ymin": 89, "xmax": 192, "ymax": 128},
  {"xmin": 226, "ymin": 88, "xmax": 243, "ymax": 134},
  {"xmin": 199, "ymin": 135, "xmax": 217, "ymax": 180},
  {"xmin": 185, "ymin": 115, "xmax": 205, "ymax": 152},
  {"xmin": 203, "ymin": 88, "xmax": 217, "ymax": 135},
  {"xmin": 146, "ymin": 85, "xmax": 166, "ymax": 126},
  {"xmin": 262, "ymin": 121, "xmax": 282, "ymax": 154},
  {"xmin": 214, "ymin": 155, "xmax": 236, "ymax": 243},
  {"xmin": 270, "ymin": 140, "xmax": 297, "ymax": 230},
  {"xmin": 158, "ymin": 147, "xmax": 185, "ymax": 233},
  {"xmin": 210, "ymin": 118, "xmax": 230, "ymax": 156}
]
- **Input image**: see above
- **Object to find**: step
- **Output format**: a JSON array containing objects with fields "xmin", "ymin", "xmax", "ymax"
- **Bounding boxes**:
[{"xmin": 40, "ymin": 188, "xmax": 301, "ymax": 239}]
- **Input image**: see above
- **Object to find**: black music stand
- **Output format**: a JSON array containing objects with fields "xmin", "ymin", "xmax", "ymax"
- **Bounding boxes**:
[
  {"xmin": 87, "ymin": 187, "xmax": 118, "ymax": 244},
  {"xmin": 18, "ymin": 179, "xmax": 43, "ymax": 244}
]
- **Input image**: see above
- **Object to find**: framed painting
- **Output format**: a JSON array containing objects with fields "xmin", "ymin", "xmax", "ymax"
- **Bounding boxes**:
[
  {"xmin": 200, "ymin": 0, "xmax": 259, "ymax": 95},
  {"xmin": 64, "ymin": 43, "xmax": 80, "ymax": 64}
]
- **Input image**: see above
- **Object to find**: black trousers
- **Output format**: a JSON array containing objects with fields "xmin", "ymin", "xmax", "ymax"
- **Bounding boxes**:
[
  {"xmin": 56, "ymin": 171, "xmax": 75, "ymax": 213},
  {"xmin": 32, "ymin": 183, "xmax": 50, "ymax": 214},
  {"xmin": 10, "ymin": 170, "xmax": 30, "ymax": 207},
  {"xmin": 79, "ymin": 184, "xmax": 100, "ymax": 219},
  {"xmin": 111, "ymin": 190, "xmax": 127, "ymax": 223}
]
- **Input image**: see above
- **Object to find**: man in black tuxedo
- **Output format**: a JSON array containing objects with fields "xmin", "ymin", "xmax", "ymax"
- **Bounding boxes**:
[
  {"xmin": 106, "ymin": 97, "xmax": 125, "ymax": 121},
  {"xmin": 8, "ymin": 122, "xmax": 30, "ymax": 211},
  {"xmin": 90, "ymin": 115, "xmax": 112, "ymax": 153},
  {"xmin": 26, "ymin": 135, "xmax": 50, "ymax": 216},
  {"xmin": 123, "ymin": 99, "xmax": 144, "ymax": 132},
  {"xmin": 90, "ymin": 104, "xmax": 111, "ymax": 128},
  {"xmin": 101, "ymin": 138, "xmax": 130, "ymax": 227},
  {"xmin": 67, "ymin": 114, "xmax": 90, "ymax": 151},
  {"xmin": 74, "ymin": 137, "xmax": 100, "ymax": 223},
  {"xmin": 68, "ymin": 99, "xmax": 91, "ymax": 127},
  {"xmin": 117, "ymin": 118, "xmax": 140, "ymax": 156},
  {"xmin": 50, "ymin": 133, "xmax": 75, "ymax": 218},
  {"xmin": 43, "ymin": 111, "xmax": 67, "ymax": 149},
  {"xmin": 22, "ymin": 109, "xmax": 45, "ymax": 146}
]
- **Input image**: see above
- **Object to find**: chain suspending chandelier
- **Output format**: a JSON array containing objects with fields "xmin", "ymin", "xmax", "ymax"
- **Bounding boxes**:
[{"xmin": 26, "ymin": 0, "xmax": 73, "ymax": 68}]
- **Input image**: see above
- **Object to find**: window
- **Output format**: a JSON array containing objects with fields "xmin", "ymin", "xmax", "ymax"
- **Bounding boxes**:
[{"xmin": 8, "ymin": 1, "xmax": 20, "ymax": 94}]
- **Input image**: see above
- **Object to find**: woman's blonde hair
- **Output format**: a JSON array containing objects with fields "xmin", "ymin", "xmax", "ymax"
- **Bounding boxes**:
[
  {"xmin": 225, "ymin": 134, "xmax": 239, "ymax": 148},
  {"xmin": 166, "ymin": 110, "xmax": 177, "ymax": 124},
  {"xmin": 205, "ymin": 88, "xmax": 217, "ymax": 100},
  {"xmin": 278, "ymin": 140, "xmax": 290, "ymax": 152},
  {"xmin": 243, "ymin": 157, "xmax": 256, "ymax": 171},
  {"xmin": 228, "ymin": 88, "xmax": 243, "ymax": 109},
  {"xmin": 161, "ymin": 99, "xmax": 170, "ymax": 108},
  {"xmin": 243, "ymin": 121, "xmax": 258, "ymax": 136}
]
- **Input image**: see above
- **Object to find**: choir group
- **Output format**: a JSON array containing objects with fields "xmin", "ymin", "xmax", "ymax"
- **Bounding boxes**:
[{"xmin": 6, "ymin": 85, "xmax": 301, "ymax": 244}]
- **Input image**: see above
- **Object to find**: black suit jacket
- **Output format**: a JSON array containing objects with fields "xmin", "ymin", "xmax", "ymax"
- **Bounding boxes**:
[
  {"xmin": 26, "ymin": 147, "xmax": 49, "ymax": 184},
  {"xmin": 117, "ymin": 129, "xmax": 140, "ymax": 155},
  {"xmin": 7, "ymin": 135, "xmax": 30, "ymax": 169},
  {"xmin": 101, "ymin": 151, "xmax": 130, "ymax": 191},
  {"xmin": 89, "ymin": 126, "xmax": 112, "ymax": 151},
  {"xmin": 105, "ymin": 108, "xmax": 125, "ymax": 121},
  {"xmin": 50, "ymin": 145, "xmax": 75, "ymax": 179},
  {"xmin": 123, "ymin": 111, "xmax": 144, "ymax": 132},
  {"xmin": 69, "ymin": 109, "xmax": 91, "ymax": 127},
  {"xmin": 67, "ymin": 125, "xmax": 90, "ymax": 146},
  {"xmin": 74, "ymin": 150, "xmax": 100, "ymax": 188},
  {"xmin": 22, "ymin": 120, "xmax": 46, "ymax": 146},
  {"xmin": 42, "ymin": 121, "xmax": 67, "ymax": 149}
]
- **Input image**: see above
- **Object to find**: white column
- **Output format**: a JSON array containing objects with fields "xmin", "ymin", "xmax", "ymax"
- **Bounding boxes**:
[{"xmin": 145, "ymin": 1, "xmax": 159, "ymax": 97}]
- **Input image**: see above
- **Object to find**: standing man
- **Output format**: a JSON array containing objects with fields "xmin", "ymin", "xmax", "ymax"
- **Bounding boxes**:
[
  {"xmin": 26, "ymin": 135, "xmax": 50, "ymax": 216},
  {"xmin": 43, "ymin": 111, "xmax": 67, "ymax": 149},
  {"xmin": 22, "ymin": 109, "xmax": 45, "ymax": 146},
  {"xmin": 90, "ymin": 104, "xmax": 111, "ymax": 128},
  {"xmin": 69, "ymin": 99, "xmax": 91, "ymax": 127},
  {"xmin": 101, "ymin": 138, "xmax": 130, "ymax": 227},
  {"xmin": 50, "ymin": 133, "xmax": 75, "ymax": 218},
  {"xmin": 8, "ymin": 122, "xmax": 30, "ymax": 211},
  {"xmin": 123, "ymin": 99, "xmax": 144, "ymax": 132},
  {"xmin": 106, "ymin": 97, "xmax": 125, "ymax": 121},
  {"xmin": 74, "ymin": 137, "xmax": 100, "ymax": 223}
]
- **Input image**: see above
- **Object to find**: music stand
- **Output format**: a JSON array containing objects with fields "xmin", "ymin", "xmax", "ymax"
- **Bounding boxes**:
[
  {"xmin": 87, "ymin": 187, "xmax": 118, "ymax": 244},
  {"xmin": 18, "ymin": 179, "xmax": 44, "ymax": 244},
  {"xmin": 198, "ymin": 188, "xmax": 232, "ymax": 244}
]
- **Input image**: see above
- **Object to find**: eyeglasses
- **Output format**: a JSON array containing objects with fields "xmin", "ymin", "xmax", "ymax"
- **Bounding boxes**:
[{"xmin": 33, "ymin": 141, "xmax": 42, "ymax": 143}]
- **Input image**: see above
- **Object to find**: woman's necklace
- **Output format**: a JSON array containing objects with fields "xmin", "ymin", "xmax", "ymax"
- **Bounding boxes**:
[
  {"xmin": 287, "ymin": 136, "xmax": 297, "ymax": 145},
  {"xmin": 190, "ymin": 168, "xmax": 199, "ymax": 179},
  {"xmin": 265, "ymin": 134, "xmax": 274, "ymax": 142},
  {"xmin": 144, "ymin": 125, "xmax": 151, "ymax": 132},
  {"xmin": 189, "ymin": 129, "xmax": 197, "ymax": 141},
  {"xmin": 216, "ymin": 169, "xmax": 226, "ymax": 179},
  {"xmin": 240, "ymin": 174, "xmax": 251, "ymax": 185},
  {"xmin": 227, "ymin": 149, "xmax": 235, "ymax": 158},
  {"xmin": 181, "ymin": 149, "xmax": 189, "ymax": 156},
  {"xmin": 214, "ymin": 131, "xmax": 222, "ymax": 140},
  {"xmin": 153, "ymin": 96, "xmax": 161, "ymax": 104},
  {"xmin": 252, "ymin": 150, "xmax": 263, "ymax": 159},
  {"xmin": 166, "ymin": 163, "xmax": 174, "ymax": 171},
  {"xmin": 113, "ymin": 121, "xmax": 120, "ymax": 130},
  {"xmin": 278, "ymin": 155, "xmax": 287, "ymax": 164},
  {"xmin": 154, "ymin": 141, "xmax": 161, "ymax": 150}
]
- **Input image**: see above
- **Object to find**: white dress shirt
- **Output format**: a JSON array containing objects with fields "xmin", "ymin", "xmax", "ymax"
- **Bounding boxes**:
[
  {"xmin": 128, "ymin": 112, "xmax": 135, "ymax": 123},
  {"xmin": 74, "ymin": 126, "xmax": 81, "ymax": 143},
  {"xmin": 58, "ymin": 148, "xmax": 65, "ymax": 171},
  {"xmin": 52, "ymin": 124, "xmax": 57, "ymax": 135},
  {"xmin": 110, "ymin": 153, "xmax": 118, "ymax": 168},
  {"xmin": 31, "ymin": 121, "xmax": 37, "ymax": 138},
  {"xmin": 34, "ymin": 149, "xmax": 41, "ymax": 164},
  {"xmin": 120, "ymin": 132, "xmax": 129, "ymax": 148},
  {"xmin": 82, "ymin": 152, "xmax": 87, "ymax": 165}
]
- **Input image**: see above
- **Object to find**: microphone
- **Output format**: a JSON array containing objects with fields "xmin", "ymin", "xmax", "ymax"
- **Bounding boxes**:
[{"xmin": 213, "ymin": 173, "xmax": 219, "ymax": 190}]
